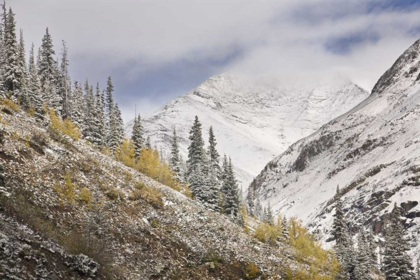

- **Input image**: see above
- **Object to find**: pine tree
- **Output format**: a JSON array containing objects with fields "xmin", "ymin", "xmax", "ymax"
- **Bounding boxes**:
[
  {"xmin": 255, "ymin": 198, "xmax": 263, "ymax": 220},
  {"xmin": 354, "ymin": 231, "xmax": 371, "ymax": 280},
  {"xmin": 39, "ymin": 28, "xmax": 56, "ymax": 88},
  {"xmin": 59, "ymin": 40, "xmax": 71, "ymax": 118},
  {"xmin": 332, "ymin": 189, "xmax": 346, "ymax": 244},
  {"xmin": 93, "ymin": 83, "xmax": 105, "ymax": 146},
  {"xmin": 131, "ymin": 114, "xmax": 144, "ymax": 158},
  {"xmin": 28, "ymin": 43, "xmax": 42, "ymax": 113},
  {"xmin": 366, "ymin": 230, "xmax": 378, "ymax": 268},
  {"xmin": 17, "ymin": 29, "xmax": 30, "ymax": 107},
  {"xmin": 3, "ymin": 8, "xmax": 22, "ymax": 96},
  {"xmin": 208, "ymin": 126, "xmax": 222, "ymax": 181},
  {"xmin": 281, "ymin": 215, "xmax": 289, "ymax": 241},
  {"xmin": 145, "ymin": 136, "xmax": 151, "ymax": 150},
  {"xmin": 246, "ymin": 185, "xmax": 256, "ymax": 217},
  {"xmin": 107, "ymin": 102, "xmax": 124, "ymax": 152},
  {"xmin": 186, "ymin": 116, "xmax": 205, "ymax": 198},
  {"xmin": 221, "ymin": 157, "xmax": 240, "ymax": 221},
  {"xmin": 265, "ymin": 202, "xmax": 274, "ymax": 225},
  {"xmin": 70, "ymin": 81, "xmax": 84, "ymax": 128},
  {"xmin": 83, "ymin": 80, "xmax": 95, "ymax": 139},
  {"xmin": 0, "ymin": 0, "xmax": 6, "ymax": 94},
  {"xmin": 170, "ymin": 128, "xmax": 182, "ymax": 181},
  {"xmin": 200, "ymin": 149, "xmax": 220, "ymax": 210},
  {"xmin": 382, "ymin": 204, "xmax": 414, "ymax": 280},
  {"xmin": 105, "ymin": 76, "xmax": 114, "ymax": 137}
]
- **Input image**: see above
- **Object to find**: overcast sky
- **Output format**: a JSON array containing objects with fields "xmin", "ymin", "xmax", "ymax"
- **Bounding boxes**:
[{"xmin": 10, "ymin": 0, "xmax": 420, "ymax": 123}]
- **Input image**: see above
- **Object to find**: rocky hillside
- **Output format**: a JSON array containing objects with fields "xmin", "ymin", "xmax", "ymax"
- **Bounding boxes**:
[
  {"xmin": 126, "ymin": 74, "xmax": 369, "ymax": 189},
  {"xmin": 0, "ymin": 99, "xmax": 319, "ymax": 279},
  {"xmin": 249, "ymin": 39, "xmax": 420, "ymax": 258}
]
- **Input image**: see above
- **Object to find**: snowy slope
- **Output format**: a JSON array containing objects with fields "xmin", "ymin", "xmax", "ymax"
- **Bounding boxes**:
[
  {"xmin": 249, "ymin": 39, "xmax": 420, "ymax": 257},
  {"xmin": 126, "ymin": 74, "xmax": 368, "ymax": 189}
]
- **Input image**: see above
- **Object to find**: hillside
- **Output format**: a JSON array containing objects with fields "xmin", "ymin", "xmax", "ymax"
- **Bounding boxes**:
[
  {"xmin": 0, "ymin": 99, "xmax": 326, "ymax": 279},
  {"xmin": 126, "ymin": 74, "xmax": 369, "ymax": 189},
  {"xmin": 249, "ymin": 39, "xmax": 420, "ymax": 259}
]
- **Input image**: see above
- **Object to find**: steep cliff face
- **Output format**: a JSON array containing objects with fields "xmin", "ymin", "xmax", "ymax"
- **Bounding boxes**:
[
  {"xmin": 250, "ymin": 39, "xmax": 420, "ymax": 256},
  {"xmin": 126, "ymin": 74, "xmax": 369, "ymax": 189}
]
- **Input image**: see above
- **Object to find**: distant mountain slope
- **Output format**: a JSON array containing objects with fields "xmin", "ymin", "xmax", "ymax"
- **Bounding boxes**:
[
  {"xmin": 249, "ymin": 39, "xmax": 420, "ymax": 257},
  {"xmin": 126, "ymin": 74, "xmax": 369, "ymax": 189}
]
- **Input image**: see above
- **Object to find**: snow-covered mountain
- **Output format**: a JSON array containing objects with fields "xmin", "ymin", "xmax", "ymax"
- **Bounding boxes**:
[
  {"xmin": 126, "ymin": 74, "xmax": 368, "ymax": 189},
  {"xmin": 249, "ymin": 39, "xmax": 420, "ymax": 256}
]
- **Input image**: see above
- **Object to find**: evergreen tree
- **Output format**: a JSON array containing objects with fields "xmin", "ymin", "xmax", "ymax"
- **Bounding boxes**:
[
  {"xmin": 28, "ymin": 43, "xmax": 42, "ymax": 112},
  {"xmin": 145, "ymin": 135, "xmax": 151, "ymax": 150},
  {"xmin": 208, "ymin": 126, "xmax": 222, "ymax": 180},
  {"xmin": 221, "ymin": 157, "xmax": 240, "ymax": 221},
  {"xmin": 59, "ymin": 40, "xmax": 71, "ymax": 118},
  {"xmin": 332, "ymin": 188, "xmax": 346, "ymax": 244},
  {"xmin": 265, "ymin": 202, "xmax": 274, "ymax": 225},
  {"xmin": 246, "ymin": 185, "xmax": 256, "ymax": 217},
  {"xmin": 255, "ymin": 198, "xmax": 263, "ymax": 220},
  {"xmin": 354, "ymin": 231, "xmax": 371, "ymax": 280},
  {"xmin": 366, "ymin": 230, "xmax": 378, "ymax": 268},
  {"xmin": 105, "ymin": 76, "xmax": 114, "ymax": 136},
  {"xmin": 92, "ymin": 82, "xmax": 105, "ymax": 146},
  {"xmin": 382, "ymin": 204, "xmax": 414, "ymax": 280},
  {"xmin": 131, "ymin": 114, "xmax": 144, "ymax": 158},
  {"xmin": 170, "ymin": 128, "xmax": 182, "ymax": 181},
  {"xmin": 39, "ymin": 28, "xmax": 56, "ymax": 88},
  {"xmin": 186, "ymin": 116, "xmax": 205, "ymax": 198},
  {"xmin": 70, "ymin": 81, "xmax": 85, "ymax": 128},
  {"xmin": 0, "ymin": 0, "xmax": 6, "ymax": 93},
  {"xmin": 281, "ymin": 215, "xmax": 289, "ymax": 241},
  {"xmin": 83, "ymin": 80, "xmax": 95, "ymax": 139},
  {"xmin": 107, "ymin": 102, "xmax": 124, "ymax": 152},
  {"xmin": 17, "ymin": 29, "xmax": 30, "ymax": 107},
  {"xmin": 3, "ymin": 8, "xmax": 22, "ymax": 96}
]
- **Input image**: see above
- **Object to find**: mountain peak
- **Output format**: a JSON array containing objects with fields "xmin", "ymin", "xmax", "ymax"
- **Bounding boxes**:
[{"xmin": 371, "ymin": 39, "xmax": 420, "ymax": 96}]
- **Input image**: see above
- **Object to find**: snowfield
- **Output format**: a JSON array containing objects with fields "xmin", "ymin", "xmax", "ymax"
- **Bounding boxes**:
[
  {"xmin": 126, "ymin": 73, "xmax": 368, "ymax": 191},
  {"xmin": 250, "ymin": 39, "xmax": 420, "ymax": 260}
]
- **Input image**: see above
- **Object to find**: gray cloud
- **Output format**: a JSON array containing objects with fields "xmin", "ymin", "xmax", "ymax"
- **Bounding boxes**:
[{"xmin": 10, "ymin": 0, "xmax": 420, "ymax": 122}]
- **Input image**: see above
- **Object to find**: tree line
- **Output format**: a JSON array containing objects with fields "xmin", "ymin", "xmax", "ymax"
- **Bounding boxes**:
[{"xmin": 0, "ymin": 1, "xmax": 124, "ymax": 152}]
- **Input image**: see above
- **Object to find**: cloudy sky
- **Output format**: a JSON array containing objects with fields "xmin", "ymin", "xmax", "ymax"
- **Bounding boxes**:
[{"xmin": 10, "ymin": 0, "xmax": 420, "ymax": 122}]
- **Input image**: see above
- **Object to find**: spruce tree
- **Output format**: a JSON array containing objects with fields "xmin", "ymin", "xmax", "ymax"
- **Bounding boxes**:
[
  {"xmin": 3, "ymin": 8, "xmax": 22, "ymax": 96},
  {"xmin": 70, "ymin": 81, "xmax": 85, "ymax": 128},
  {"xmin": 221, "ymin": 157, "xmax": 240, "ymax": 220},
  {"xmin": 265, "ymin": 202, "xmax": 274, "ymax": 225},
  {"xmin": 131, "ymin": 114, "xmax": 144, "ymax": 158},
  {"xmin": 366, "ymin": 230, "xmax": 378, "ymax": 268},
  {"xmin": 170, "ymin": 128, "xmax": 182, "ymax": 181},
  {"xmin": 332, "ymin": 188, "xmax": 346, "ymax": 244},
  {"xmin": 17, "ymin": 29, "xmax": 29, "ymax": 107},
  {"xmin": 39, "ymin": 28, "xmax": 56, "ymax": 88},
  {"xmin": 382, "ymin": 204, "xmax": 414, "ymax": 280},
  {"xmin": 105, "ymin": 76, "xmax": 114, "ymax": 136},
  {"xmin": 246, "ymin": 185, "xmax": 256, "ymax": 217},
  {"xmin": 208, "ymin": 126, "xmax": 222, "ymax": 180},
  {"xmin": 186, "ymin": 116, "xmax": 205, "ymax": 198},
  {"xmin": 28, "ymin": 43, "xmax": 42, "ymax": 113},
  {"xmin": 59, "ymin": 40, "xmax": 71, "ymax": 118},
  {"xmin": 92, "ymin": 83, "xmax": 105, "ymax": 146},
  {"xmin": 354, "ymin": 231, "xmax": 371, "ymax": 280},
  {"xmin": 145, "ymin": 136, "xmax": 151, "ymax": 150},
  {"xmin": 83, "ymin": 80, "xmax": 95, "ymax": 139},
  {"xmin": 281, "ymin": 215, "xmax": 289, "ymax": 241}
]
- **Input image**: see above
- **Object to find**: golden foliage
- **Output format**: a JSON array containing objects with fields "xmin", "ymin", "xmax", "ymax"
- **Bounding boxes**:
[
  {"xmin": 54, "ymin": 173, "xmax": 76, "ymax": 204},
  {"xmin": 254, "ymin": 222, "xmax": 281, "ymax": 245},
  {"xmin": 286, "ymin": 217, "xmax": 341, "ymax": 279},
  {"xmin": 79, "ymin": 187, "xmax": 92, "ymax": 204},
  {"xmin": 112, "ymin": 142, "xmax": 191, "ymax": 197},
  {"xmin": 1, "ymin": 98, "xmax": 21, "ymax": 112},
  {"xmin": 49, "ymin": 109, "xmax": 81, "ymax": 140},
  {"xmin": 244, "ymin": 262, "xmax": 260, "ymax": 279},
  {"xmin": 130, "ymin": 186, "xmax": 163, "ymax": 209},
  {"xmin": 114, "ymin": 139, "xmax": 135, "ymax": 168},
  {"xmin": 26, "ymin": 107, "xmax": 36, "ymax": 117}
]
